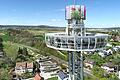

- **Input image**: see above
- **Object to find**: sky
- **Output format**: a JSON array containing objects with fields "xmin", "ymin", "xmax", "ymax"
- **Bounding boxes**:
[{"xmin": 0, "ymin": 0, "xmax": 120, "ymax": 28}]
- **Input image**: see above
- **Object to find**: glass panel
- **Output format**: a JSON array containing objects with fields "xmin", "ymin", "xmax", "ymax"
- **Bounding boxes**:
[
  {"xmin": 76, "ymin": 38, "xmax": 81, "ymax": 49},
  {"xmin": 89, "ymin": 38, "xmax": 95, "ymax": 49},
  {"xmin": 49, "ymin": 37, "xmax": 54, "ymax": 46},
  {"xmin": 96, "ymin": 38, "xmax": 103, "ymax": 48},
  {"xmin": 82, "ymin": 38, "xmax": 88, "ymax": 49},
  {"xmin": 61, "ymin": 37, "xmax": 68, "ymax": 48},
  {"xmin": 75, "ymin": 28, "xmax": 81, "ymax": 35},
  {"xmin": 68, "ymin": 38, "xmax": 74, "ymax": 49}
]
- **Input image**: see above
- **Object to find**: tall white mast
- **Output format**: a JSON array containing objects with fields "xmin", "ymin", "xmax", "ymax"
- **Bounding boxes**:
[{"xmin": 45, "ymin": 0, "xmax": 109, "ymax": 80}]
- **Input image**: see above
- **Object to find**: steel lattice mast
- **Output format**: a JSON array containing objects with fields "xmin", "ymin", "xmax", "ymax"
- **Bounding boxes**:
[
  {"xmin": 45, "ymin": 1, "xmax": 108, "ymax": 80},
  {"xmin": 66, "ymin": 6, "xmax": 85, "ymax": 80}
]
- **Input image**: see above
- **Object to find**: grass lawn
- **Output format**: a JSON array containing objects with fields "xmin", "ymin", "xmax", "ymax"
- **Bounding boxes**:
[
  {"xmin": 3, "ymin": 42, "xmax": 19, "ymax": 61},
  {"xmin": 47, "ymin": 77, "xmax": 58, "ymax": 80},
  {"xmin": 3, "ymin": 41, "xmax": 38, "ymax": 61}
]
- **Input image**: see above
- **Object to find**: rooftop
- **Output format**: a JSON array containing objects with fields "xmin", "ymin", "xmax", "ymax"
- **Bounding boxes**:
[
  {"xmin": 15, "ymin": 62, "xmax": 33, "ymax": 69},
  {"xmin": 58, "ymin": 71, "xmax": 68, "ymax": 80}
]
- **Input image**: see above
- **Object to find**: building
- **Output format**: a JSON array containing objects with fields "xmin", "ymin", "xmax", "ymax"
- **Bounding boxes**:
[
  {"xmin": 84, "ymin": 59, "xmax": 95, "ymax": 69},
  {"xmin": 98, "ymin": 51, "xmax": 107, "ymax": 57},
  {"xmin": 58, "ymin": 71, "xmax": 68, "ymax": 80},
  {"xmin": 27, "ymin": 62, "xmax": 33, "ymax": 72},
  {"xmin": 15, "ymin": 62, "xmax": 33, "ymax": 74},
  {"xmin": 98, "ymin": 49, "xmax": 113, "ymax": 57},
  {"xmin": 106, "ymin": 43, "xmax": 112, "ymax": 47},
  {"xmin": 113, "ymin": 47, "xmax": 119, "ymax": 52},
  {"xmin": 119, "ymin": 71, "xmax": 120, "ymax": 79},
  {"xmin": 101, "ymin": 62, "xmax": 116, "ymax": 73},
  {"xmin": 106, "ymin": 49, "xmax": 113, "ymax": 55},
  {"xmin": 113, "ymin": 47, "xmax": 118, "ymax": 52},
  {"xmin": 84, "ymin": 51, "xmax": 94, "ymax": 55},
  {"xmin": 40, "ymin": 61, "xmax": 58, "ymax": 72}
]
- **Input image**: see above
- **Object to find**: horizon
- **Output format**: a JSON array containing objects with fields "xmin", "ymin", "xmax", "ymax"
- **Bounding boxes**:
[
  {"xmin": 0, "ymin": 24, "xmax": 120, "ymax": 28},
  {"xmin": 0, "ymin": 0, "xmax": 120, "ymax": 28}
]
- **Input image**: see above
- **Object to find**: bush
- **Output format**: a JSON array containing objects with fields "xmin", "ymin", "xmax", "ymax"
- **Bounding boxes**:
[
  {"xmin": 92, "ymin": 66, "xmax": 105, "ymax": 78},
  {"xmin": 21, "ymin": 72, "xmax": 34, "ymax": 79}
]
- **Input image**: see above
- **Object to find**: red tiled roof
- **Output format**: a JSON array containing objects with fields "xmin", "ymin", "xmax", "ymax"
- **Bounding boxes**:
[
  {"xmin": 27, "ymin": 62, "xmax": 33, "ymax": 68},
  {"xmin": 16, "ymin": 62, "xmax": 33, "ymax": 69},
  {"xmin": 34, "ymin": 73, "xmax": 41, "ymax": 80},
  {"xmin": 16, "ymin": 62, "xmax": 26, "ymax": 68}
]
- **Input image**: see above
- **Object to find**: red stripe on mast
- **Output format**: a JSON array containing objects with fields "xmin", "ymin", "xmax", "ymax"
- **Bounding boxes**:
[{"xmin": 84, "ymin": 6, "xmax": 86, "ymax": 20}]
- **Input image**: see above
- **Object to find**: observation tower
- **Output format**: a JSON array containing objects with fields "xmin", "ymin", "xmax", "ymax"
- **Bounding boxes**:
[{"xmin": 45, "ymin": 1, "xmax": 108, "ymax": 80}]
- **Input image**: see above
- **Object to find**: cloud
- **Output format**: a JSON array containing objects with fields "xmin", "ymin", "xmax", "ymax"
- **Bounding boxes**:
[{"xmin": 51, "ymin": 19, "xmax": 62, "ymax": 22}]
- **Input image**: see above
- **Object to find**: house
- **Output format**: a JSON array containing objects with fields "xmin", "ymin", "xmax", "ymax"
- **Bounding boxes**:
[
  {"xmin": 40, "ymin": 61, "xmax": 58, "ymax": 72},
  {"xmin": 98, "ymin": 51, "xmax": 107, "ymax": 57},
  {"xmin": 119, "ymin": 71, "xmax": 120, "ymax": 79},
  {"xmin": 84, "ymin": 59, "xmax": 95, "ymax": 69},
  {"xmin": 116, "ymin": 36, "xmax": 120, "ymax": 42},
  {"xmin": 116, "ymin": 46, "xmax": 120, "ymax": 51},
  {"xmin": 84, "ymin": 51, "xmax": 94, "ymax": 55},
  {"xmin": 106, "ymin": 43, "xmax": 112, "ymax": 47},
  {"xmin": 112, "ymin": 46, "xmax": 120, "ymax": 52},
  {"xmin": 15, "ymin": 62, "xmax": 33, "ymax": 74},
  {"xmin": 106, "ymin": 49, "xmax": 113, "ymax": 55},
  {"xmin": 116, "ymin": 46, "xmax": 120, "ymax": 48},
  {"xmin": 98, "ymin": 49, "xmax": 113, "ymax": 57},
  {"xmin": 15, "ymin": 62, "xmax": 26, "ymax": 74},
  {"xmin": 101, "ymin": 62, "xmax": 117, "ymax": 73},
  {"xmin": 58, "ymin": 71, "xmax": 68, "ymax": 80},
  {"xmin": 27, "ymin": 62, "xmax": 33, "ymax": 72}
]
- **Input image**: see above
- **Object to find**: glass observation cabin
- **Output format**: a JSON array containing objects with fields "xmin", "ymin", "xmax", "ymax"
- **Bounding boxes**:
[{"xmin": 45, "ymin": 33, "xmax": 108, "ymax": 51}]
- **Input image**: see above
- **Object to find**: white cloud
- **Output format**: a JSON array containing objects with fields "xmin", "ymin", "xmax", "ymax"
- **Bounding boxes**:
[
  {"xmin": 51, "ymin": 19, "xmax": 57, "ymax": 22},
  {"xmin": 51, "ymin": 19, "xmax": 62, "ymax": 22}
]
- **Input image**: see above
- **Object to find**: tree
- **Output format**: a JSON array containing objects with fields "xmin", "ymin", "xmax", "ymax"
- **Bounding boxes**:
[
  {"xmin": 18, "ymin": 47, "xmax": 23, "ymax": 54},
  {"xmin": 112, "ymin": 55, "xmax": 120, "ymax": 65},
  {"xmin": 21, "ymin": 72, "xmax": 34, "ymax": 79},
  {"xmin": 0, "ymin": 68, "xmax": 10, "ymax": 80},
  {"xmin": 22, "ymin": 47, "xmax": 28, "ymax": 56},
  {"xmin": 92, "ymin": 66, "xmax": 105, "ymax": 78},
  {"xmin": 0, "ymin": 38, "xmax": 4, "ymax": 52},
  {"xmin": 108, "ymin": 74, "xmax": 119, "ymax": 80},
  {"xmin": 88, "ymin": 54, "xmax": 105, "ymax": 66},
  {"xmin": 33, "ymin": 61, "xmax": 40, "ymax": 74},
  {"xmin": 17, "ymin": 54, "xmax": 27, "ymax": 62}
]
